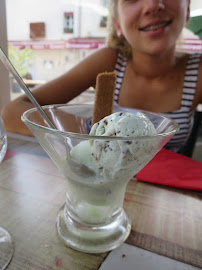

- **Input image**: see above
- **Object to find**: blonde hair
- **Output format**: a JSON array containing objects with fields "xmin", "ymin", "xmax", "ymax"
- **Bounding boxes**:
[{"xmin": 106, "ymin": 0, "xmax": 132, "ymax": 58}]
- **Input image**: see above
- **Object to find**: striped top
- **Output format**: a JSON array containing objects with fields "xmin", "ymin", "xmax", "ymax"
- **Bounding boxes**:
[{"xmin": 114, "ymin": 53, "xmax": 202, "ymax": 153}]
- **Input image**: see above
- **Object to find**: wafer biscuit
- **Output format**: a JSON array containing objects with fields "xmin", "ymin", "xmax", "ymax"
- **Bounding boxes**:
[{"xmin": 91, "ymin": 72, "xmax": 116, "ymax": 126}]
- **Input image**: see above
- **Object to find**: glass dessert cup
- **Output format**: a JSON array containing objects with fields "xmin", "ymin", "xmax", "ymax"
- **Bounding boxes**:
[
  {"xmin": 0, "ymin": 114, "xmax": 14, "ymax": 269},
  {"xmin": 22, "ymin": 104, "xmax": 179, "ymax": 253}
]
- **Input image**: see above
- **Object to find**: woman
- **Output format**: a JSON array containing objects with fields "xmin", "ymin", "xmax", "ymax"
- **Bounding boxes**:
[{"xmin": 2, "ymin": 0, "xmax": 202, "ymax": 153}]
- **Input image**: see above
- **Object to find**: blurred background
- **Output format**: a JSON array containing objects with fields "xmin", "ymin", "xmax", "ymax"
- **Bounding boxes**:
[
  {"xmin": 2, "ymin": 0, "xmax": 109, "ymax": 102},
  {"xmin": 0, "ymin": 0, "xmax": 201, "ymax": 102}
]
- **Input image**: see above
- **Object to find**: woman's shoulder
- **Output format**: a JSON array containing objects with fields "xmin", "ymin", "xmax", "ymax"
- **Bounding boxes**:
[
  {"xmin": 95, "ymin": 47, "xmax": 119, "ymax": 58},
  {"xmin": 176, "ymin": 51, "xmax": 202, "ymax": 63},
  {"xmin": 85, "ymin": 47, "xmax": 119, "ymax": 71},
  {"xmin": 95, "ymin": 47, "xmax": 119, "ymax": 60},
  {"xmin": 175, "ymin": 51, "xmax": 202, "ymax": 74}
]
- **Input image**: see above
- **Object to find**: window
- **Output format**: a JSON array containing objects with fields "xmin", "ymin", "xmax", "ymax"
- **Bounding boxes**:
[
  {"xmin": 30, "ymin": 22, "xmax": 46, "ymax": 39},
  {"xmin": 100, "ymin": 16, "xmax": 107, "ymax": 28},
  {"xmin": 64, "ymin": 12, "xmax": 74, "ymax": 34}
]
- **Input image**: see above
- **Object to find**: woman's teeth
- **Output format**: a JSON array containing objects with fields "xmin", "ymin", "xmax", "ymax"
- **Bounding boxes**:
[{"xmin": 141, "ymin": 21, "xmax": 170, "ymax": 31}]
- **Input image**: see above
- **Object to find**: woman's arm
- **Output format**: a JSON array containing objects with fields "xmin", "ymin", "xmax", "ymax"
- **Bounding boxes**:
[{"xmin": 2, "ymin": 47, "xmax": 118, "ymax": 136}]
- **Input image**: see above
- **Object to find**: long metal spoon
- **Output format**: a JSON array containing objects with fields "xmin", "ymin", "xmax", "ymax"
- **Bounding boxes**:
[{"xmin": 0, "ymin": 47, "xmax": 56, "ymax": 129}]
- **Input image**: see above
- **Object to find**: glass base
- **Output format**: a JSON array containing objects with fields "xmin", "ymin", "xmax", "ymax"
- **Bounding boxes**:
[
  {"xmin": 56, "ymin": 205, "xmax": 131, "ymax": 254},
  {"xmin": 0, "ymin": 227, "xmax": 14, "ymax": 270}
]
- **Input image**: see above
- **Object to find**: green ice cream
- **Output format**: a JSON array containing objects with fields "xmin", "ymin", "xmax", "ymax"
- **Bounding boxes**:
[{"xmin": 71, "ymin": 111, "xmax": 157, "ymax": 181}]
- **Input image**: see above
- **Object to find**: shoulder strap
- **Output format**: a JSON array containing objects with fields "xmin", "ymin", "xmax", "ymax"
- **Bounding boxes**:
[
  {"xmin": 181, "ymin": 53, "xmax": 202, "ymax": 108},
  {"xmin": 114, "ymin": 53, "xmax": 127, "ymax": 103}
]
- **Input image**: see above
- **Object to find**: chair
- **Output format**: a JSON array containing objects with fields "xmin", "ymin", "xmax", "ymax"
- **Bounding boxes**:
[{"xmin": 178, "ymin": 109, "xmax": 202, "ymax": 157}]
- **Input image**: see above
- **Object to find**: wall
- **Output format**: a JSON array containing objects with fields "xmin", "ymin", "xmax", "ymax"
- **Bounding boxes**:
[
  {"xmin": 5, "ymin": 0, "xmax": 108, "ymax": 82},
  {"xmin": 6, "ymin": 0, "xmax": 108, "ymax": 40}
]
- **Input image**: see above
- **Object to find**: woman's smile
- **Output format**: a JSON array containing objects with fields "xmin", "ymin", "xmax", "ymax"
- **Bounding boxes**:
[
  {"xmin": 139, "ymin": 19, "xmax": 172, "ymax": 37},
  {"xmin": 139, "ymin": 20, "xmax": 172, "ymax": 31}
]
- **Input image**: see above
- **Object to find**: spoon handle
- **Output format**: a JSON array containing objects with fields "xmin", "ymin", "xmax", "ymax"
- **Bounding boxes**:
[{"xmin": 0, "ymin": 47, "xmax": 56, "ymax": 129}]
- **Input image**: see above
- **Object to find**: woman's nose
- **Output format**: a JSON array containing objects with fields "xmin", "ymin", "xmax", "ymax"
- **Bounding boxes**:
[{"xmin": 143, "ymin": 0, "xmax": 165, "ymax": 15}]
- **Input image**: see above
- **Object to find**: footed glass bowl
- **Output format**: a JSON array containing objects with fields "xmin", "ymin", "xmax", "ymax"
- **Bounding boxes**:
[{"xmin": 22, "ymin": 104, "xmax": 179, "ymax": 253}]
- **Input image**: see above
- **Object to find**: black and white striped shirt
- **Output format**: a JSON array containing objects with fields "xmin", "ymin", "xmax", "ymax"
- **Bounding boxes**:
[{"xmin": 114, "ymin": 53, "xmax": 202, "ymax": 152}]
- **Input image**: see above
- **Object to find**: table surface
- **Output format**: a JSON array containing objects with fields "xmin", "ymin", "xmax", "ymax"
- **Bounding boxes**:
[{"xmin": 1, "ymin": 134, "xmax": 202, "ymax": 270}]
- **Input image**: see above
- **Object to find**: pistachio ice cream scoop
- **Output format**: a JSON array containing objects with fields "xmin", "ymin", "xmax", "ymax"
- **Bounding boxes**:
[{"xmin": 71, "ymin": 111, "xmax": 157, "ymax": 181}]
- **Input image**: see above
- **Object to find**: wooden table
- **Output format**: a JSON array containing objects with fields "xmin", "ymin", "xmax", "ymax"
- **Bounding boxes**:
[{"xmin": 1, "ymin": 134, "xmax": 202, "ymax": 270}]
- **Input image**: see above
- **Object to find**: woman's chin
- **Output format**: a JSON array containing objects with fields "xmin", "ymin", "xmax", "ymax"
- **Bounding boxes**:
[{"xmin": 142, "ymin": 43, "xmax": 175, "ymax": 57}]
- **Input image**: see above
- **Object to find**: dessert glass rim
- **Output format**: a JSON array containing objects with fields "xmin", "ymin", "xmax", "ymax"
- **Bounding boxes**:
[{"xmin": 21, "ymin": 103, "xmax": 180, "ymax": 140}]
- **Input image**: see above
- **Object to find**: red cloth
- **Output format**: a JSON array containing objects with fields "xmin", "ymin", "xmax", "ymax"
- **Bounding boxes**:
[{"xmin": 136, "ymin": 149, "xmax": 202, "ymax": 191}]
